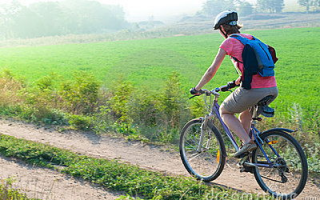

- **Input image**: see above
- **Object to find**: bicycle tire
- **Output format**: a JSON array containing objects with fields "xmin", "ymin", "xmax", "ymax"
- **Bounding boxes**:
[
  {"xmin": 252, "ymin": 130, "xmax": 308, "ymax": 199},
  {"xmin": 179, "ymin": 118, "xmax": 226, "ymax": 182}
]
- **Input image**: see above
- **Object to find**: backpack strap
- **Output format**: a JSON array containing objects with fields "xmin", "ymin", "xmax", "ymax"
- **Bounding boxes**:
[
  {"xmin": 229, "ymin": 35, "xmax": 247, "ymax": 63},
  {"xmin": 229, "ymin": 34, "xmax": 260, "ymax": 64},
  {"xmin": 230, "ymin": 34, "xmax": 260, "ymax": 45},
  {"xmin": 230, "ymin": 34, "xmax": 249, "ymax": 45}
]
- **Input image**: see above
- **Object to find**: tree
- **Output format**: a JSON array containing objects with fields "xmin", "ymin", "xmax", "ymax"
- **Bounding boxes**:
[
  {"xmin": 0, "ymin": 0, "xmax": 128, "ymax": 39},
  {"xmin": 257, "ymin": 0, "xmax": 284, "ymax": 13},
  {"xmin": 0, "ymin": 1, "xmax": 25, "ymax": 38},
  {"xmin": 298, "ymin": 0, "xmax": 320, "ymax": 12},
  {"xmin": 61, "ymin": 0, "xmax": 127, "ymax": 34},
  {"xmin": 315, "ymin": 0, "xmax": 320, "ymax": 11},
  {"xmin": 29, "ymin": 2, "xmax": 65, "ymax": 36},
  {"xmin": 298, "ymin": 0, "xmax": 313, "ymax": 12},
  {"xmin": 202, "ymin": 0, "xmax": 236, "ymax": 16},
  {"xmin": 237, "ymin": 0, "xmax": 254, "ymax": 16}
]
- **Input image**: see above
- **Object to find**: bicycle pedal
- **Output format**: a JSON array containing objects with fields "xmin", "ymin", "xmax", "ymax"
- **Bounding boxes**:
[{"xmin": 240, "ymin": 166, "xmax": 254, "ymax": 174}]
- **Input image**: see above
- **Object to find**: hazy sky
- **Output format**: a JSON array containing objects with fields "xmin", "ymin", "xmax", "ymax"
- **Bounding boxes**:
[
  {"xmin": 100, "ymin": 0, "xmax": 207, "ymax": 21},
  {"xmin": 0, "ymin": 0, "xmax": 207, "ymax": 21},
  {"xmin": 0, "ymin": 0, "xmax": 300, "ymax": 22}
]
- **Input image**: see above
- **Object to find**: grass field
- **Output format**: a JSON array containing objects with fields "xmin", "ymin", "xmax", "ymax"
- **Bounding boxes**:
[{"xmin": 0, "ymin": 27, "xmax": 319, "ymax": 121}]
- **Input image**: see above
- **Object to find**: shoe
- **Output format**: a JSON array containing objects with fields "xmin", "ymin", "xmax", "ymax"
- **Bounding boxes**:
[{"xmin": 233, "ymin": 143, "xmax": 257, "ymax": 158}]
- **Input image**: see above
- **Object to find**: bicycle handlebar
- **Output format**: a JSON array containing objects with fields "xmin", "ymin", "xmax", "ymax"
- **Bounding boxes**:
[{"xmin": 189, "ymin": 81, "xmax": 239, "ymax": 99}]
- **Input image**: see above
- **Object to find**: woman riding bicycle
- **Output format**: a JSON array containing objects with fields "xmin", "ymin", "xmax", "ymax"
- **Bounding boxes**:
[{"xmin": 191, "ymin": 10, "xmax": 278, "ymax": 157}]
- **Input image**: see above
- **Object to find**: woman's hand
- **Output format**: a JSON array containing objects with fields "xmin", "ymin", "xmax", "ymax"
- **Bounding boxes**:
[{"xmin": 190, "ymin": 88, "xmax": 202, "ymax": 96}]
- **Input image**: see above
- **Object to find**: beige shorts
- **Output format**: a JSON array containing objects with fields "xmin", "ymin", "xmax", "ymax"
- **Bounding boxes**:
[{"xmin": 221, "ymin": 87, "xmax": 278, "ymax": 113}]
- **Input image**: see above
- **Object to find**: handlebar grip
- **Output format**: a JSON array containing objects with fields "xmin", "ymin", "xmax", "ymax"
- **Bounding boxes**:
[
  {"xmin": 227, "ymin": 80, "xmax": 240, "ymax": 89},
  {"xmin": 220, "ymin": 85, "xmax": 230, "ymax": 92},
  {"xmin": 220, "ymin": 81, "xmax": 240, "ymax": 92},
  {"xmin": 190, "ymin": 87, "xmax": 204, "ymax": 95}
]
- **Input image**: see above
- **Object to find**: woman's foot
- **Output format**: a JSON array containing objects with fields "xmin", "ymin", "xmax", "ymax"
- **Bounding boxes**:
[{"xmin": 233, "ymin": 142, "xmax": 257, "ymax": 158}]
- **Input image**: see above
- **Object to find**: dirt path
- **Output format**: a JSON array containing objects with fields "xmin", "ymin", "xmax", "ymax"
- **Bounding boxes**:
[
  {"xmin": 0, "ymin": 119, "xmax": 319, "ymax": 200},
  {"xmin": 0, "ymin": 156, "xmax": 121, "ymax": 200}
]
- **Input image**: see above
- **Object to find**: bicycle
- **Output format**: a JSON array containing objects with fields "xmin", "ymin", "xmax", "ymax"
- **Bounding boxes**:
[{"xmin": 179, "ymin": 83, "xmax": 308, "ymax": 199}]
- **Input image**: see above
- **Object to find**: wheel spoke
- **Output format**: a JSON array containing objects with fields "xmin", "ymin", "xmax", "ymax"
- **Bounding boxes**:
[{"xmin": 188, "ymin": 152, "xmax": 202, "ymax": 161}]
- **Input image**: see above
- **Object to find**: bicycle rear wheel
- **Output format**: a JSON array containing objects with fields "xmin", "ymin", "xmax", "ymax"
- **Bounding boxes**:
[
  {"xmin": 179, "ymin": 118, "xmax": 226, "ymax": 182},
  {"xmin": 252, "ymin": 130, "xmax": 308, "ymax": 199}
]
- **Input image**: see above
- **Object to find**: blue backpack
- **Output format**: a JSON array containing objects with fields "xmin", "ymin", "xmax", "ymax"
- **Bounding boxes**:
[{"xmin": 230, "ymin": 35, "xmax": 276, "ymax": 89}]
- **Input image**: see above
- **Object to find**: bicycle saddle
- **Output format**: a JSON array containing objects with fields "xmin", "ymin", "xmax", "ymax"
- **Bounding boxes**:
[{"xmin": 252, "ymin": 95, "xmax": 275, "ymax": 119}]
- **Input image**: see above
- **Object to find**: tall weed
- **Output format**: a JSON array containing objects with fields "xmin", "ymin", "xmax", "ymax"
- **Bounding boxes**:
[
  {"xmin": 0, "ymin": 70, "xmax": 24, "ymax": 107},
  {"xmin": 0, "ymin": 178, "xmax": 33, "ymax": 200}
]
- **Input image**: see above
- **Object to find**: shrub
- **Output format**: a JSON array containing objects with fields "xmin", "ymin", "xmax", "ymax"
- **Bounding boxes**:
[
  {"xmin": 158, "ymin": 72, "xmax": 190, "ymax": 129},
  {"xmin": 68, "ymin": 114, "xmax": 93, "ymax": 130},
  {"xmin": 128, "ymin": 90, "xmax": 162, "ymax": 127},
  {"xmin": 189, "ymin": 97, "xmax": 206, "ymax": 118},
  {"xmin": 59, "ymin": 72, "xmax": 100, "ymax": 114},
  {"xmin": 107, "ymin": 78, "xmax": 134, "ymax": 126}
]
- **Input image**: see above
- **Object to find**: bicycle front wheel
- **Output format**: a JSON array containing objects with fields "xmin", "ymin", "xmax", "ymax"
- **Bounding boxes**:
[
  {"xmin": 252, "ymin": 130, "xmax": 308, "ymax": 199},
  {"xmin": 179, "ymin": 118, "xmax": 226, "ymax": 182}
]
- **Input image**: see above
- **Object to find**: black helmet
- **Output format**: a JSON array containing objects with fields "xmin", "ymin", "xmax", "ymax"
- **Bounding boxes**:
[{"xmin": 213, "ymin": 11, "xmax": 238, "ymax": 30}]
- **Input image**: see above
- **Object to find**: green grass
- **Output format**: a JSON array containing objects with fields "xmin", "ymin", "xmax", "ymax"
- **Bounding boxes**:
[
  {"xmin": 0, "ymin": 134, "xmax": 268, "ymax": 200},
  {"xmin": 0, "ymin": 27, "xmax": 318, "ymax": 199},
  {"xmin": 0, "ymin": 27, "xmax": 319, "ymax": 119}
]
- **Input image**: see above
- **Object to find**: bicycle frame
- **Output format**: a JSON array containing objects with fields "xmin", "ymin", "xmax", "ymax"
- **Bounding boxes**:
[{"xmin": 209, "ymin": 98, "xmax": 283, "ymax": 168}]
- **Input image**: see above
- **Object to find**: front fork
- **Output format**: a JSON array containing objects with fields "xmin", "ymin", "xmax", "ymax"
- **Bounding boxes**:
[{"xmin": 196, "ymin": 115, "xmax": 210, "ymax": 152}]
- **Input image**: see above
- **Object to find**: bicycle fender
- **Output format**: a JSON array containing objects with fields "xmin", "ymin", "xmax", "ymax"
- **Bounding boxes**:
[{"xmin": 261, "ymin": 128, "xmax": 295, "ymax": 134}]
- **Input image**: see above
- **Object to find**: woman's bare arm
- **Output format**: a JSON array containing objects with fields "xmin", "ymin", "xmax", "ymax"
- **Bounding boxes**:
[{"xmin": 195, "ymin": 48, "xmax": 227, "ymax": 90}]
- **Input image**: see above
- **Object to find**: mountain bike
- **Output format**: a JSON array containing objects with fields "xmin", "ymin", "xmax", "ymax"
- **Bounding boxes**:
[{"xmin": 179, "ymin": 83, "xmax": 308, "ymax": 199}]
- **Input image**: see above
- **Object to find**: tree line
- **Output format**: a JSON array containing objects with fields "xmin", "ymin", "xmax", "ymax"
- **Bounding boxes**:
[
  {"xmin": 201, "ymin": 0, "xmax": 320, "ymax": 17},
  {"xmin": 0, "ymin": 0, "xmax": 128, "ymax": 39},
  {"xmin": 1, "ymin": 0, "xmax": 319, "ymax": 39}
]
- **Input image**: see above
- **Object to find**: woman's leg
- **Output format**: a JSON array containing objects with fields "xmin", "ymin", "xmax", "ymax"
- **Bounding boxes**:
[
  {"xmin": 220, "ymin": 105, "xmax": 251, "ymax": 144},
  {"xmin": 239, "ymin": 109, "xmax": 252, "ymax": 135},
  {"xmin": 220, "ymin": 105, "xmax": 257, "ymax": 157}
]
